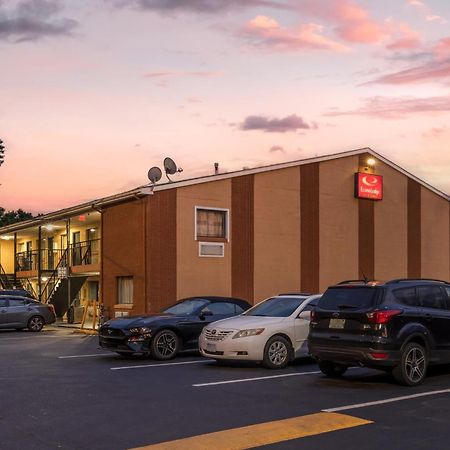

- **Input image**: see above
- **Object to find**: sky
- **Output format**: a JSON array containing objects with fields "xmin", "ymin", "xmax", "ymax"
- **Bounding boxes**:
[{"xmin": 0, "ymin": 0, "xmax": 449, "ymax": 214}]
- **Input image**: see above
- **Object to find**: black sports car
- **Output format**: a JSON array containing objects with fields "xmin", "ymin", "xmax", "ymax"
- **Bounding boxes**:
[{"xmin": 99, "ymin": 296, "xmax": 250, "ymax": 360}]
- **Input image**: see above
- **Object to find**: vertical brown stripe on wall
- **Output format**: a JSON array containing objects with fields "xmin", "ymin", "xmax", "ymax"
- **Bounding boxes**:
[
  {"xmin": 408, "ymin": 179, "xmax": 421, "ymax": 278},
  {"xmin": 358, "ymin": 199, "xmax": 374, "ymax": 280},
  {"xmin": 146, "ymin": 189, "xmax": 177, "ymax": 312},
  {"xmin": 232, "ymin": 175, "xmax": 254, "ymax": 303},
  {"xmin": 300, "ymin": 163, "xmax": 319, "ymax": 293}
]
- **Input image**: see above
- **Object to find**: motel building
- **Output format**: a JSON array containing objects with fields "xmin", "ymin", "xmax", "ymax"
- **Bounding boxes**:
[{"xmin": 0, "ymin": 148, "xmax": 449, "ymax": 328}]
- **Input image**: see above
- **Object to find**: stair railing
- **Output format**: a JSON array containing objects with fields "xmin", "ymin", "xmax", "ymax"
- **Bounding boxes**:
[
  {"xmin": 41, "ymin": 248, "xmax": 69, "ymax": 304},
  {"xmin": 0, "ymin": 263, "xmax": 8, "ymax": 288}
]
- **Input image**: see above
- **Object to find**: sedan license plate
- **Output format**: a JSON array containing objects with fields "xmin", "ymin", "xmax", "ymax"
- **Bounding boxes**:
[
  {"xmin": 329, "ymin": 318, "xmax": 346, "ymax": 329},
  {"xmin": 206, "ymin": 343, "xmax": 216, "ymax": 353}
]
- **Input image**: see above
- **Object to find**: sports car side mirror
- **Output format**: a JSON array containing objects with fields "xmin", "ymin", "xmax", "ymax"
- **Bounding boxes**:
[{"xmin": 199, "ymin": 310, "xmax": 213, "ymax": 320}]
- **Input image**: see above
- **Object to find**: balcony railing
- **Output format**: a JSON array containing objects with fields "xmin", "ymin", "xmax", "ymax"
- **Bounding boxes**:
[
  {"xmin": 71, "ymin": 239, "xmax": 100, "ymax": 266},
  {"xmin": 15, "ymin": 239, "xmax": 100, "ymax": 272}
]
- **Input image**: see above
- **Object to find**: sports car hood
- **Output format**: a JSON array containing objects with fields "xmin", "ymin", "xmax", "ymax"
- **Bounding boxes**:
[
  {"xmin": 102, "ymin": 314, "xmax": 183, "ymax": 329},
  {"xmin": 209, "ymin": 315, "xmax": 287, "ymax": 330}
]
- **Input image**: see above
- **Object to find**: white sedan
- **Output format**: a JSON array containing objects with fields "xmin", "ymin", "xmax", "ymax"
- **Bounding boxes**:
[{"xmin": 199, "ymin": 294, "xmax": 321, "ymax": 369}]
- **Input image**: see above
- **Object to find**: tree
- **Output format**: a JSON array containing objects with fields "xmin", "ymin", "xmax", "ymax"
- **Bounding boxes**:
[{"xmin": 0, "ymin": 207, "xmax": 34, "ymax": 227}]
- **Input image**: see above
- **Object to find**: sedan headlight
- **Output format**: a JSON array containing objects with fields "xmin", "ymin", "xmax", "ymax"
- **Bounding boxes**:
[
  {"xmin": 232, "ymin": 328, "xmax": 265, "ymax": 339},
  {"xmin": 129, "ymin": 327, "xmax": 152, "ymax": 335}
]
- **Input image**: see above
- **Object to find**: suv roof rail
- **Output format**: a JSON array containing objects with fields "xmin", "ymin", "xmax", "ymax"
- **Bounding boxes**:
[
  {"xmin": 278, "ymin": 292, "xmax": 312, "ymax": 296},
  {"xmin": 336, "ymin": 279, "xmax": 378, "ymax": 285},
  {"xmin": 386, "ymin": 278, "xmax": 450, "ymax": 285}
]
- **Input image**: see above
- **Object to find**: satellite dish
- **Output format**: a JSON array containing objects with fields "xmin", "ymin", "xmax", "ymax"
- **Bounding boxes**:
[
  {"xmin": 148, "ymin": 166, "xmax": 162, "ymax": 183},
  {"xmin": 164, "ymin": 157, "xmax": 178, "ymax": 175},
  {"xmin": 163, "ymin": 157, "xmax": 183, "ymax": 181}
]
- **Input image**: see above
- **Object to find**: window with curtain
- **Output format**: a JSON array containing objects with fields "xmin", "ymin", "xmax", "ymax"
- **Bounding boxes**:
[
  {"xmin": 196, "ymin": 208, "xmax": 227, "ymax": 239},
  {"xmin": 117, "ymin": 277, "xmax": 133, "ymax": 304}
]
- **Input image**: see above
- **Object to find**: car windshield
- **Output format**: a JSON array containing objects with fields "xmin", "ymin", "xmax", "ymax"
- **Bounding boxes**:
[
  {"xmin": 318, "ymin": 287, "xmax": 378, "ymax": 310},
  {"xmin": 162, "ymin": 299, "xmax": 209, "ymax": 315},
  {"xmin": 244, "ymin": 297, "xmax": 305, "ymax": 317}
]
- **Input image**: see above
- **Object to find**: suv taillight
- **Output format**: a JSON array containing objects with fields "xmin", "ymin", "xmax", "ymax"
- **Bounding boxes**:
[
  {"xmin": 48, "ymin": 304, "xmax": 55, "ymax": 314},
  {"xmin": 366, "ymin": 309, "xmax": 402, "ymax": 324},
  {"xmin": 310, "ymin": 310, "xmax": 317, "ymax": 322}
]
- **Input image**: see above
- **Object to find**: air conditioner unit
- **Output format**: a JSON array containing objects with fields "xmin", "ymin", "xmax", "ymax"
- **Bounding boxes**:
[{"xmin": 199, "ymin": 242, "xmax": 225, "ymax": 258}]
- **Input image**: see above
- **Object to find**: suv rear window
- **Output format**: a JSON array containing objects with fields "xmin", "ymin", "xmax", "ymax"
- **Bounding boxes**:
[{"xmin": 318, "ymin": 287, "xmax": 378, "ymax": 310}]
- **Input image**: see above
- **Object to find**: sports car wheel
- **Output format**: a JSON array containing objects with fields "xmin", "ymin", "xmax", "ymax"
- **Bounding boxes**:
[{"xmin": 150, "ymin": 329, "xmax": 180, "ymax": 360}]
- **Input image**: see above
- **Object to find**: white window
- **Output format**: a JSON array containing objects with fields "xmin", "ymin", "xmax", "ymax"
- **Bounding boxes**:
[
  {"xmin": 195, "ymin": 207, "xmax": 229, "ymax": 241},
  {"xmin": 117, "ymin": 277, "xmax": 133, "ymax": 305}
]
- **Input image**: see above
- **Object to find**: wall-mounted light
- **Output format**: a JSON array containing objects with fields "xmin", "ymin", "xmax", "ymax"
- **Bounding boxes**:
[
  {"xmin": 43, "ymin": 224, "xmax": 55, "ymax": 231},
  {"xmin": 0, "ymin": 235, "xmax": 14, "ymax": 240},
  {"xmin": 367, "ymin": 157, "xmax": 376, "ymax": 167},
  {"xmin": 41, "ymin": 276, "xmax": 48, "ymax": 282}
]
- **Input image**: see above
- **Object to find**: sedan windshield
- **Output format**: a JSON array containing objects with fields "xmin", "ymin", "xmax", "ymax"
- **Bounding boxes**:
[
  {"xmin": 163, "ymin": 299, "xmax": 209, "ymax": 315},
  {"xmin": 245, "ymin": 297, "xmax": 305, "ymax": 317}
]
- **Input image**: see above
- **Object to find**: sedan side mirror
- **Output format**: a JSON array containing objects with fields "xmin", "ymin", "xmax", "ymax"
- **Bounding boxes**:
[{"xmin": 297, "ymin": 310, "xmax": 311, "ymax": 320}]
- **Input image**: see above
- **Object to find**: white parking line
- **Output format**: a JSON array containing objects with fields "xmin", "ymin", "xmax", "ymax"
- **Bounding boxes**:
[
  {"xmin": 0, "ymin": 335, "xmax": 80, "ymax": 341},
  {"xmin": 111, "ymin": 360, "xmax": 208, "ymax": 371},
  {"xmin": 323, "ymin": 388, "xmax": 450, "ymax": 413},
  {"xmin": 193, "ymin": 370, "xmax": 322, "ymax": 387},
  {"xmin": 58, "ymin": 353, "xmax": 111, "ymax": 359}
]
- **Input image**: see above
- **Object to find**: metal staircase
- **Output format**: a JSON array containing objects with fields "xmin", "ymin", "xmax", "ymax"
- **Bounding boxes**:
[
  {"xmin": 46, "ymin": 276, "xmax": 87, "ymax": 318},
  {"xmin": 40, "ymin": 249, "xmax": 87, "ymax": 318}
]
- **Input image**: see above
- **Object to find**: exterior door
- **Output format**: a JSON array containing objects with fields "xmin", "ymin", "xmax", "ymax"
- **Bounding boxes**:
[
  {"xmin": 26, "ymin": 241, "xmax": 32, "ymax": 270},
  {"xmin": 72, "ymin": 231, "xmax": 81, "ymax": 265},
  {"xmin": 47, "ymin": 237, "xmax": 54, "ymax": 270}
]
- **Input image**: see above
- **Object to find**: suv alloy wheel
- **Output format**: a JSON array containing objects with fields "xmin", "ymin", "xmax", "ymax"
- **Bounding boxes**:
[{"xmin": 392, "ymin": 342, "xmax": 427, "ymax": 386}]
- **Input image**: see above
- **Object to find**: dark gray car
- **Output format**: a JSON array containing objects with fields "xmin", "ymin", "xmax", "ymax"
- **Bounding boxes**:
[{"xmin": 0, "ymin": 296, "xmax": 56, "ymax": 331}]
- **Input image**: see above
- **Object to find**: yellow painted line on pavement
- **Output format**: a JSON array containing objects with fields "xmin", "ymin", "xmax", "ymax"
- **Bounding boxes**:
[{"xmin": 130, "ymin": 412, "xmax": 372, "ymax": 450}]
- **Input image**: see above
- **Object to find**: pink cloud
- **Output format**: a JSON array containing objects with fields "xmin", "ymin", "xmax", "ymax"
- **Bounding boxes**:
[
  {"xmin": 408, "ymin": 0, "xmax": 447, "ymax": 24},
  {"xmin": 385, "ymin": 21, "xmax": 421, "ymax": 50},
  {"xmin": 423, "ymin": 127, "xmax": 447, "ymax": 138},
  {"xmin": 242, "ymin": 15, "xmax": 349, "ymax": 52},
  {"xmin": 325, "ymin": 95, "xmax": 450, "ymax": 119},
  {"xmin": 144, "ymin": 71, "xmax": 222, "ymax": 79},
  {"xmin": 292, "ymin": 0, "xmax": 421, "ymax": 50}
]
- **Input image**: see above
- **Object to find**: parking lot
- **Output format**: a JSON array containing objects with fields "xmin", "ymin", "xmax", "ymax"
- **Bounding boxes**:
[{"xmin": 2, "ymin": 327, "xmax": 450, "ymax": 450}]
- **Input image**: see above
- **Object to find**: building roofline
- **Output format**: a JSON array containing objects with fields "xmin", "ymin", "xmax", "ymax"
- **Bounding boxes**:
[{"xmin": 1, "ymin": 147, "xmax": 448, "ymax": 234}]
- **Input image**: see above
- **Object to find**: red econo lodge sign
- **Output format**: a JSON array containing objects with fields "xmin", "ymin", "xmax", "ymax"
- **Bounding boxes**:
[{"xmin": 354, "ymin": 173, "xmax": 383, "ymax": 200}]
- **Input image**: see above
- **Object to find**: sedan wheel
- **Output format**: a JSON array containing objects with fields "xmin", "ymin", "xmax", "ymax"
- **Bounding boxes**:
[
  {"xmin": 151, "ymin": 329, "xmax": 180, "ymax": 360},
  {"xmin": 263, "ymin": 336, "xmax": 291, "ymax": 369},
  {"xmin": 28, "ymin": 316, "xmax": 44, "ymax": 332}
]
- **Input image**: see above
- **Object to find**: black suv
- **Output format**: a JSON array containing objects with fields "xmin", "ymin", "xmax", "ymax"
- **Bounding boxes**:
[{"xmin": 309, "ymin": 279, "xmax": 450, "ymax": 386}]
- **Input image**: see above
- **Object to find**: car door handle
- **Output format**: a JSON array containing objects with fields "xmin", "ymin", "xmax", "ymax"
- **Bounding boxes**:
[{"xmin": 425, "ymin": 314, "xmax": 432, "ymax": 321}]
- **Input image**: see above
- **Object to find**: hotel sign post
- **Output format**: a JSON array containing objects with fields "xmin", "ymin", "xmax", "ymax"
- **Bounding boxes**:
[{"xmin": 354, "ymin": 173, "xmax": 383, "ymax": 200}]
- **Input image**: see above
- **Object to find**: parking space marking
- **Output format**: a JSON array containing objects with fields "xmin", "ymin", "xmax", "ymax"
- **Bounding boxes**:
[
  {"xmin": 193, "ymin": 370, "xmax": 321, "ymax": 387},
  {"xmin": 323, "ymin": 388, "xmax": 450, "ymax": 413},
  {"xmin": 129, "ymin": 412, "xmax": 372, "ymax": 449},
  {"xmin": 111, "ymin": 360, "xmax": 209, "ymax": 371},
  {"xmin": 0, "ymin": 335, "xmax": 80, "ymax": 341},
  {"xmin": 58, "ymin": 353, "xmax": 112, "ymax": 359}
]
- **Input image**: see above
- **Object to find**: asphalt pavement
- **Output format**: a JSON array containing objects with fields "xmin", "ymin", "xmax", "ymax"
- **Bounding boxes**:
[{"xmin": 1, "ymin": 327, "xmax": 450, "ymax": 450}]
